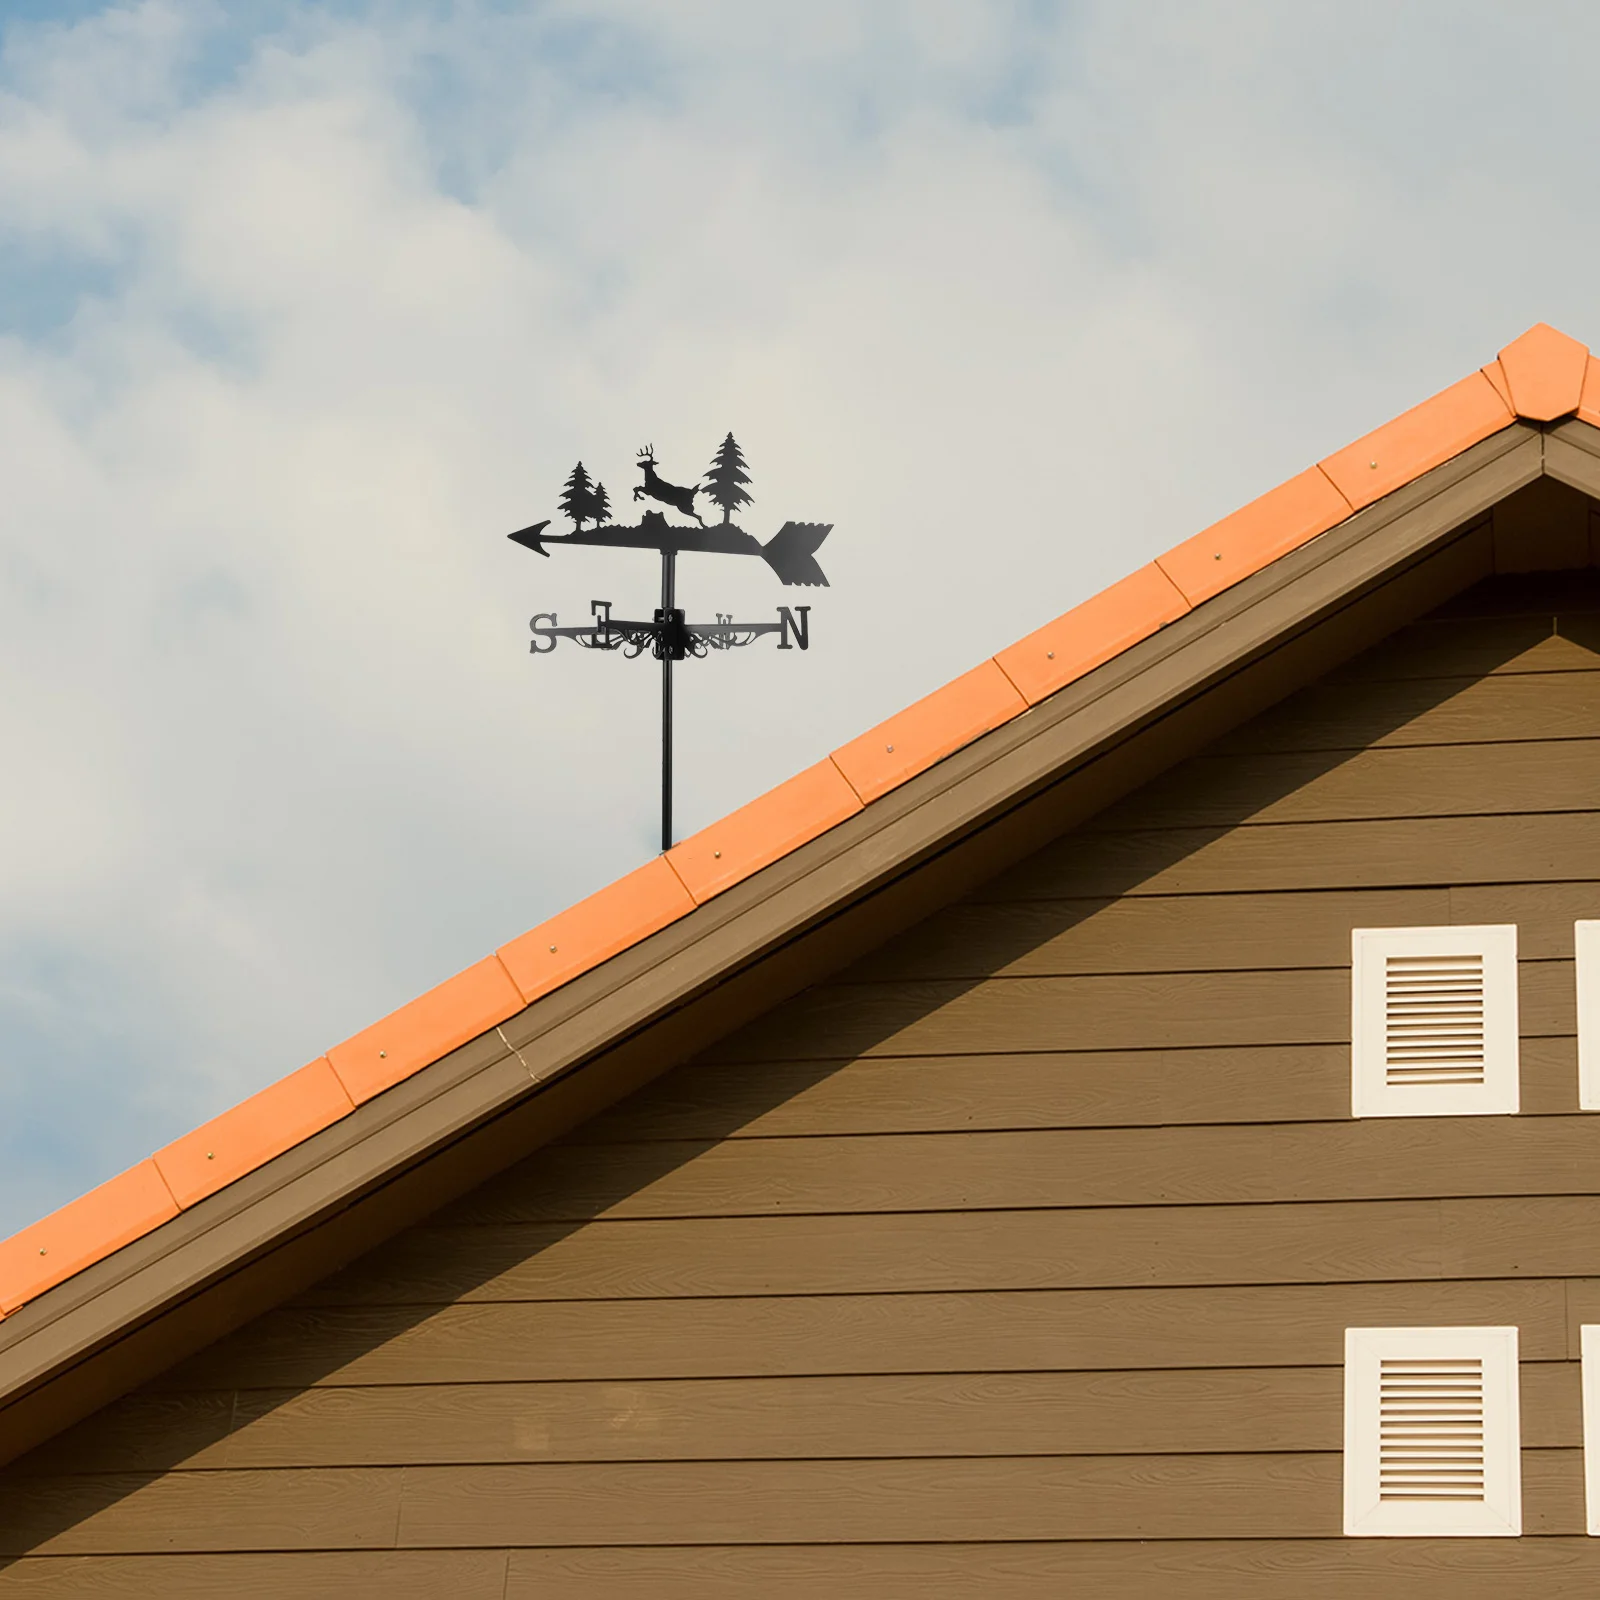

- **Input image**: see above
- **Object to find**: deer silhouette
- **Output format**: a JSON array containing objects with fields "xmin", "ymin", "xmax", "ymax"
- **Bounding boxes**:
[{"xmin": 633, "ymin": 445, "xmax": 703, "ymax": 524}]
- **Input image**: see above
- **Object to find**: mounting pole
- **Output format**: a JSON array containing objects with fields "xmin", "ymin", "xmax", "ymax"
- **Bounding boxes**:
[{"xmin": 660, "ymin": 548, "xmax": 676, "ymax": 852}]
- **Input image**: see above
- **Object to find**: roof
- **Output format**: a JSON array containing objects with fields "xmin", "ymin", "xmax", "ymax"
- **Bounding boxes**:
[{"xmin": 1, "ymin": 319, "xmax": 1598, "ymax": 1462}]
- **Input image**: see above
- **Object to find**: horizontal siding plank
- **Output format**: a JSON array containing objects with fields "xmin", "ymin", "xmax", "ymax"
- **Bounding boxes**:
[
  {"xmin": 1211, "ymin": 668, "xmax": 1600, "ymax": 755},
  {"xmin": 847, "ymin": 883, "xmax": 1595, "ymax": 984},
  {"xmin": 0, "ymin": 1469, "xmax": 401, "ymax": 1558},
  {"xmin": 456, "ymin": 1117, "xmax": 1600, "ymax": 1222},
  {"xmin": 980, "ymin": 813, "xmax": 1600, "ymax": 900},
  {"xmin": 705, "ymin": 961, "xmax": 1572, "ymax": 1062},
  {"xmin": 392, "ymin": 1450, "xmax": 1582, "ymax": 1546},
  {"xmin": 847, "ymin": 889, "xmax": 1448, "ymax": 981},
  {"xmin": 1087, "ymin": 738, "xmax": 1600, "ymax": 831},
  {"xmin": 1324, "ymin": 611, "xmax": 1582, "ymax": 682},
  {"xmin": 303, "ymin": 1195, "xmax": 1600, "ymax": 1306},
  {"xmin": 505, "ymin": 1536, "xmax": 1600, "ymax": 1600},
  {"xmin": 17, "ymin": 1541, "xmax": 1600, "ymax": 1600},
  {"xmin": 47, "ymin": 1363, "xmax": 1580, "ymax": 1472},
  {"xmin": 302, "ymin": 1197, "xmax": 1454, "ymax": 1303},
  {"xmin": 574, "ymin": 1047, "xmax": 1346, "ymax": 1139},
  {"xmin": 0, "ymin": 1553, "xmax": 509, "ymax": 1600},
  {"xmin": 1449, "ymin": 881, "xmax": 1600, "ymax": 952},
  {"xmin": 2, "ymin": 1450, "xmax": 1584, "ymax": 1557},
  {"xmin": 159, "ymin": 1279, "xmax": 1571, "ymax": 1388},
  {"xmin": 575, "ymin": 1038, "xmax": 1579, "ymax": 1140}
]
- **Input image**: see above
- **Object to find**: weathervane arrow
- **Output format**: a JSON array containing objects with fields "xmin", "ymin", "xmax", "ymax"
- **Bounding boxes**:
[
  {"xmin": 506, "ymin": 433, "xmax": 834, "ymax": 850},
  {"xmin": 508, "ymin": 511, "xmax": 832, "ymax": 588}
]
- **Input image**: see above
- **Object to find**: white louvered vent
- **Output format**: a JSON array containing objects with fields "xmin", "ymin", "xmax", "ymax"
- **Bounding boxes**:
[
  {"xmin": 1352, "ymin": 927, "xmax": 1519, "ymax": 1117},
  {"xmin": 1382, "ymin": 954, "xmax": 1486, "ymax": 1088},
  {"xmin": 1345, "ymin": 1327, "xmax": 1519, "ymax": 1538},
  {"xmin": 1377, "ymin": 1357, "xmax": 1485, "ymax": 1500},
  {"xmin": 1580, "ymin": 1325, "xmax": 1600, "ymax": 1533},
  {"xmin": 1577, "ymin": 922, "xmax": 1600, "ymax": 1111}
]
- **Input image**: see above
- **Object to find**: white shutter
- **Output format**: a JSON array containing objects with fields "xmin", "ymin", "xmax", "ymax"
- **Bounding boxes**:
[
  {"xmin": 1582, "ymin": 1325, "xmax": 1600, "ymax": 1533},
  {"xmin": 1577, "ymin": 922, "xmax": 1600, "ymax": 1111},
  {"xmin": 1345, "ymin": 1326, "xmax": 1521, "ymax": 1537},
  {"xmin": 1351, "ymin": 926, "xmax": 1519, "ymax": 1117}
]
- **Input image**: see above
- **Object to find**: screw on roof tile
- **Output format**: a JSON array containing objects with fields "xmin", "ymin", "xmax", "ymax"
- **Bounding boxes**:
[
  {"xmin": 1369, "ymin": 460, "xmax": 1378, "ymax": 468},
  {"xmin": 38, "ymin": 1248, "xmax": 46, "ymax": 1256},
  {"xmin": 886, "ymin": 744, "xmax": 894, "ymax": 753},
  {"xmin": 713, "ymin": 850, "xmax": 721, "ymax": 858},
  {"xmin": 1213, "ymin": 552, "xmax": 1221, "ymax": 560},
  {"xmin": 378, "ymin": 1050, "xmax": 387, "ymax": 1059},
  {"xmin": 1046, "ymin": 651, "xmax": 1055, "ymax": 659},
  {"xmin": 549, "ymin": 944, "xmax": 557, "ymax": 953},
  {"xmin": 206, "ymin": 1152, "xmax": 214, "ymax": 1160}
]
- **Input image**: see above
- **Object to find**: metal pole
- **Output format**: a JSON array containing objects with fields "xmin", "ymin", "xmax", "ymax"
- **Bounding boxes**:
[{"xmin": 661, "ymin": 549, "xmax": 675, "ymax": 853}]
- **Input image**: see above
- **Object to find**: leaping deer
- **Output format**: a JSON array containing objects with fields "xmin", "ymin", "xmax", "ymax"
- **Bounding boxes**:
[{"xmin": 633, "ymin": 445, "xmax": 704, "ymax": 524}]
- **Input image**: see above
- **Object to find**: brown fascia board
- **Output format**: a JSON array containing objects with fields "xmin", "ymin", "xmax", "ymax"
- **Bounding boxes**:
[{"xmin": 0, "ymin": 419, "xmax": 1561, "ymax": 1467}]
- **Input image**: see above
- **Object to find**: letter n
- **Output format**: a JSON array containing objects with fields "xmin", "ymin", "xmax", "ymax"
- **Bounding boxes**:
[{"xmin": 777, "ymin": 605, "xmax": 810, "ymax": 651}]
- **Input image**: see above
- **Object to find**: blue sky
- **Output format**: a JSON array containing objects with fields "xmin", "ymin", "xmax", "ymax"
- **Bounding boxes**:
[{"xmin": 2, "ymin": 0, "xmax": 1599, "ymax": 1235}]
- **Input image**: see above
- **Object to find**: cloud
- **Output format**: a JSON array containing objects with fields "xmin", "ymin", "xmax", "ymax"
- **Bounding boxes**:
[{"xmin": 1, "ymin": 0, "xmax": 1598, "ymax": 1232}]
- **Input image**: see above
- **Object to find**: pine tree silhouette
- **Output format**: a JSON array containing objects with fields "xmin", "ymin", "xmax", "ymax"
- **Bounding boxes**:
[
  {"xmin": 591, "ymin": 480, "xmax": 611, "ymax": 525},
  {"xmin": 704, "ymin": 433, "xmax": 753, "ymax": 524},
  {"xmin": 559, "ymin": 462, "xmax": 594, "ymax": 529}
]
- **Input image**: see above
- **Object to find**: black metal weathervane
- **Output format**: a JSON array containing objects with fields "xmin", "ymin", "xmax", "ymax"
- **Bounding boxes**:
[{"xmin": 507, "ymin": 434, "xmax": 832, "ymax": 852}]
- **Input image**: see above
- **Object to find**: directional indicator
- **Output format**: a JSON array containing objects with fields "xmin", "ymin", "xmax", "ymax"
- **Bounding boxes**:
[
  {"xmin": 506, "ymin": 434, "xmax": 833, "ymax": 850},
  {"xmin": 529, "ymin": 601, "xmax": 813, "ymax": 657}
]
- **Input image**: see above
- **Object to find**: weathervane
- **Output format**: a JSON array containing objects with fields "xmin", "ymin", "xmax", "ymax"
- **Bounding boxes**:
[{"xmin": 507, "ymin": 434, "xmax": 832, "ymax": 852}]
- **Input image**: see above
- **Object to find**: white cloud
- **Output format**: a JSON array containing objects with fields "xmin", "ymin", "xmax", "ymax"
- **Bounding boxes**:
[{"xmin": 2, "ymin": 0, "xmax": 1599, "ymax": 1230}]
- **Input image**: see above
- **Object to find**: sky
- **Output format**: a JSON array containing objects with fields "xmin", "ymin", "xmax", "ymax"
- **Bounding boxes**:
[{"xmin": 1, "ymin": 0, "xmax": 1598, "ymax": 1235}]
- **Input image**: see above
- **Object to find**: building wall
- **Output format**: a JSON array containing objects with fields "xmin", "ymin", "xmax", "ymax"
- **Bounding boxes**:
[{"xmin": 4, "ymin": 577, "xmax": 1600, "ymax": 1596}]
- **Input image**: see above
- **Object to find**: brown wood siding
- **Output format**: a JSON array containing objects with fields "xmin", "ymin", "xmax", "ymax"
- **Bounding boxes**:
[{"xmin": 7, "ymin": 576, "xmax": 1600, "ymax": 1594}]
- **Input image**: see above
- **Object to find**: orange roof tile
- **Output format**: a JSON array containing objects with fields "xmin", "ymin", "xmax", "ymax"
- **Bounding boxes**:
[
  {"xmin": 498, "ymin": 856, "xmax": 695, "ymax": 1003},
  {"xmin": 993, "ymin": 561, "xmax": 1189, "ymax": 705},
  {"xmin": 831, "ymin": 661, "xmax": 1027, "ymax": 805},
  {"xmin": 1320, "ymin": 370, "xmax": 1513, "ymax": 510},
  {"xmin": 1496, "ymin": 323, "xmax": 1587, "ymax": 422},
  {"xmin": 0, "ymin": 1162, "xmax": 177, "ymax": 1315},
  {"xmin": 154, "ymin": 1058, "xmax": 354, "ymax": 1210},
  {"xmin": 667, "ymin": 758, "xmax": 862, "ymax": 903},
  {"xmin": 1579, "ymin": 355, "xmax": 1600, "ymax": 429},
  {"xmin": 0, "ymin": 322, "xmax": 1586, "ymax": 1320},
  {"xmin": 1157, "ymin": 466, "xmax": 1352, "ymax": 608},
  {"xmin": 326, "ymin": 954, "xmax": 525, "ymax": 1106},
  {"xmin": 1481, "ymin": 359, "xmax": 1514, "ymax": 412}
]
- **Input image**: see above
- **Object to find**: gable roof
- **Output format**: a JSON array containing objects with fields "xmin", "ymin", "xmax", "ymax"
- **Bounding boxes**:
[{"xmin": 2, "ymin": 320, "xmax": 1599, "ymax": 1464}]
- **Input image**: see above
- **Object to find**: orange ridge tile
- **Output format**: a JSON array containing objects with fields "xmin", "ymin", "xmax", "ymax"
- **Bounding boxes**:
[
  {"xmin": 154, "ymin": 1058, "xmax": 355, "ymax": 1211},
  {"xmin": 1576, "ymin": 355, "xmax": 1600, "ymax": 429},
  {"xmin": 1320, "ymin": 370, "xmax": 1514, "ymax": 511},
  {"xmin": 1158, "ymin": 466, "xmax": 1352, "ymax": 608},
  {"xmin": 831, "ymin": 660, "xmax": 1028, "ymax": 806},
  {"xmin": 667, "ymin": 759, "xmax": 863, "ymax": 904},
  {"xmin": 0, "ymin": 1161, "xmax": 178, "ymax": 1315},
  {"xmin": 1481, "ymin": 360, "xmax": 1514, "ymax": 411},
  {"xmin": 1496, "ymin": 323, "xmax": 1588, "ymax": 422},
  {"xmin": 498, "ymin": 856, "xmax": 696, "ymax": 1004},
  {"xmin": 994, "ymin": 562, "xmax": 1190, "ymax": 707},
  {"xmin": 327, "ymin": 954, "xmax": 526, "ymax": 1106}
]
